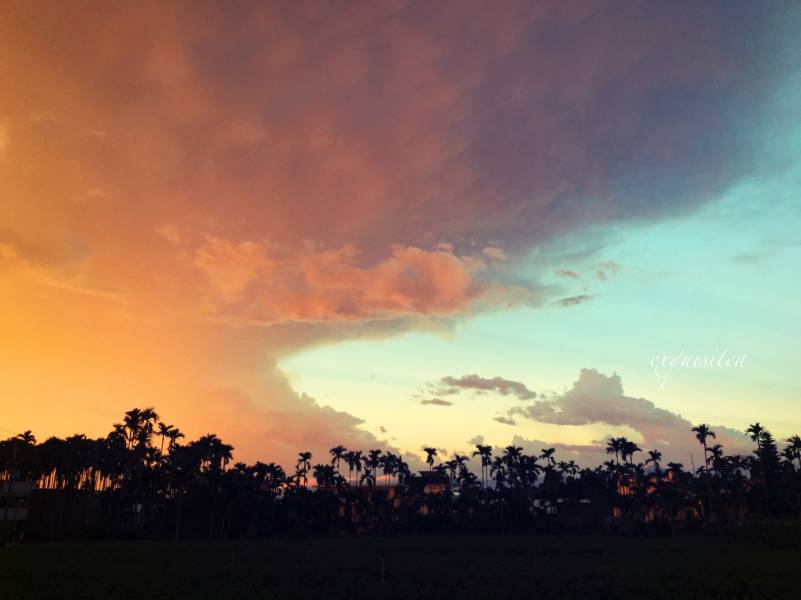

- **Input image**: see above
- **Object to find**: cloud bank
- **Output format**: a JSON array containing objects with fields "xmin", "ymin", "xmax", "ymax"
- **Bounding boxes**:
[{"xmin": 509, "ymin": 369, "xmax": 752, "ymax": 461}]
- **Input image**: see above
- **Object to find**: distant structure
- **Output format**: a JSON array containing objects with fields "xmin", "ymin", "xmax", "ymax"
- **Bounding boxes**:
[
  {"xmin": 1, "ymin": 479, "xmax": 33, "ymax": 541},
  {"xmin": 414, "ymin": 470, "xmax": 450, "ymax": 495}
]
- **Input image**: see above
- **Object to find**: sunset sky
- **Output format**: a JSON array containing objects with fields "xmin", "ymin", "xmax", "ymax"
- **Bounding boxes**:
[{"xmin": 2, "ymin": 1, "xmax": 800, "ymax": 470}]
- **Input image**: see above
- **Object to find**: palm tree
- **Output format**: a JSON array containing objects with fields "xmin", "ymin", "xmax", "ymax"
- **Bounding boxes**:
[
  {"xmin": 619, "ymin": 438, "xmax": 641, "ymax": 465},
  {"xmin": 746, "ymin": 423, "xmax": 772, "ymax": 516},
  {"xmin": 123, "ymin": 407, "xmax": 159, "ymax": 451},
  {"xmin": 157, "ymin": 423, "xmax": 174, "ymax": 456},
  {"xmin": 364, "ymin": 450, "xmax": 382, "ymax": 488},
  {"xmin": 313, "ymin": 464, "xmax": 335, "ymax": 487},
  {"xmin": 518, "ymin": 454, "xmax": 542, "ymax": 489},
  {"xmin": 708, "ymin": 444, "xmax": 724, "ymax": 471},
  {"xmin": 15, "ymin": 430, "xmax": 36, "ymax": 445},
  {"xmin": 395, "ymin": 456, "xmax": 411, "ymax": 485},
  {"xmin": 691, "ymin": 425, "xmax": 718, "ymax": 520},
  {"xmin": 540, "ymin": 448, "xmax": 556, "ymax": 467},
  {"xmin": 472, "ymin": 444, "xmax": 492, "ymax": 487},
  {"xmin": 11, "ymin": 431, "xmax": 36, "ymax": 473},
  {"xmin": 423, "ymin": 447, "xmax": 438, "ymax": 470},
  {"xmin": 562, "ymin": 460, "xmax": 579, "ymax": 479},
  {"xmin": 645, "ymin": 450, "xmax": 662, "ymax": 478},
  {"xmin": 167, "ymin": 427, "xmax": 184, "ymax": 450},
  {"xmin": 746, "ymin": 422, "xmax": 765, "ymax": 450},
  {"xmin": 343, "ymin": 450, "xmax": 357, "ymax": 485},
  {"xmin": 503, "ymin": 445, "xmax": 522, "ymax": 465},
  {"xmin": 444, "ymin": 459, "xmax": 458, "ymax": 489},
  {"xmin": 692, "ymin": 424, "xmax": 716, "ymax": 469},
  {"xmin": 381, "ymin": 452, "xmax": 397, "ymax": 486},
  {"xmin": 329, "ymin": 445, "xmax": 347, "ymax": 476},
  {"xmin": 255, "ymin": 461, "xmax": 285, "ymax": 495},
  {"xmin": 350, "ymin": 450, "xmax": 364, "ymax": 486},
  {"xmin": 606, "ymin": 438, "xmax": 622, "ymax": 464},
  {"xmin": 490, "ymin": 456, "xmax": 506, "ymax": 489},
  {"xmin": 296, "ymin": 452, "xmax": 312, "ymax": 487},
  {"xmin": 785, "ymin": 435, "xmax": 801, "ymax": 470},
  {"xmin": 453, "ymin": 454, "xmax": 469, "ymax": 486}
]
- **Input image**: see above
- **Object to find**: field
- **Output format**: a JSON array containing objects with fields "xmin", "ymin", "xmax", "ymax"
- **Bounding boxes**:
[{"xmin": 1, "ymin": 534, "xmax": 799, "ymax": 599}]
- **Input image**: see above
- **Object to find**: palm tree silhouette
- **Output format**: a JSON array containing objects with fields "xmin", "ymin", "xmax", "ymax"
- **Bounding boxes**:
[
  {"xmin": 540, "ymin": 448, "xmax": 556, "ymax": 467},
  {"xmin": 444, "ymin": 459, "xmax": 458, "ymax": 489},
  {"xmin": 351, "ymin": 450, "xmax": 364, "ymax": 486},
  {"xmin": 746, "ymin": 422, "xmax": 772, "ymax": 515},
  {"xmin": 423, "ymin": 447, "xmax": 438, "ymax": 470},
  {"xmin": 692, "ymin": 424, "xmax": 716, "ymax": 469},
  {"xmin": 5, "ymin": 406, "xmax": 801, "ymax": 539},
  {"xmin": 329, "ymin": 445, "xmax": 347, "ymax": 477},
  {"xmin": 381, "ymin": 452, "xmax": 398, "ymax": 486},
  {"xmin": 167, "ymin": 427, "xmax": 184, "ymax": 451},
  {"xmin": 296, "ymin": 452, "xmax": 312, "ymax": 487},
  {"xmin": 490, "ymin": 455, "xmax": 506, "ymax": 488},
  {"xmin": 157, "ymin": 422, "xmax": 174, "ymax": 455},
  {"xmin": 452, "ymin": 454, "xmax": 469, "ymax": 488},
  {"xmin": 606, "ymin": 438, "xmax": 622, "ymax": 464},
  {"xmin": 746, "ymin": 422, "xmax": 765, "ymax": 449},
  {"xmin": 364, "ymin": 449, "xmax": 382, "ymax": 488},
  {"xmin": 708, "ymin": 444, "xmax": 724, "ymax": 471},
  {"xmin": 611, "ymin": 438, "xmax": 640, "ymax": 466},
  {"xmin": 645, "ymin": 450, "xmax": 662, "ymax": 478},
  {"xmin": 15, "ymin": 430, "xmax": 36, "ymax": 445},
  {"xmin": 344, "ymin": 450, "xmax": 358, "ymax": 485},
  {"xmin": 785, "ymin": 435, "xmax": 801, "ymax": 469},
  {"xmin": 472, "ymin": 444, "xmax": 492, "ymax": 487}
]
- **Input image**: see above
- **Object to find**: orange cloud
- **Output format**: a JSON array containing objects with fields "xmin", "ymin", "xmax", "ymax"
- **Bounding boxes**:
[{"xmin": 192, "ymin": 237, "xmax": 517, "ymax": 324}]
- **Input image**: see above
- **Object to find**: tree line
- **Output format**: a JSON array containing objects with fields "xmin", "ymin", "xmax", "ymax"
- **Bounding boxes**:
[{"xmin": 2, "ymin": 407, "xmax": 801, "ymax": 541}]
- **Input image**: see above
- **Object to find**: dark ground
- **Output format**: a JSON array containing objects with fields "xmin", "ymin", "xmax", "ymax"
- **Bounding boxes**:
[{"xmin": 1, "ymin": 534, "xmax": 798, "ymax": 599}]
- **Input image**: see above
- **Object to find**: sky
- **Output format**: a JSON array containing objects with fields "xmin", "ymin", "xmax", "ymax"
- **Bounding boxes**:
[{"xmin": 1, "ymin": 1, "xmax": 800, "ymax": 470}]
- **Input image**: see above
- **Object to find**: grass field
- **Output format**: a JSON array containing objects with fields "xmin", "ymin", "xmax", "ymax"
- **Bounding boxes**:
[{"xmin": 1, "ymin": 534, "xmax": 799, "ymax": 599}]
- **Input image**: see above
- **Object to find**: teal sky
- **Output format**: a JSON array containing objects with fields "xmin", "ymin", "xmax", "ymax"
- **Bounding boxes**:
[{"xmin": 282, "ymin": 69, "xmax": 801, "ymax": 457}]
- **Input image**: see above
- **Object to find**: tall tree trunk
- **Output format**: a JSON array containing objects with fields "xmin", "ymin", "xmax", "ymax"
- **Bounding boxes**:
[
  {"xmin": 209, "ymin": 493, "xmax": 218, "ymax": 538},
  {"xmin": 174, "ymin": 495, "xmax": 183, "ymax": 541}
]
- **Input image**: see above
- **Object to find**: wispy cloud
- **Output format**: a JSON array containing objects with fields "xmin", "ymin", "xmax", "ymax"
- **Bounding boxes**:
[
  {"xmin": 594, "ymin": 261, "xmax": 621, "ymax": 281},
  {"xmin": 440, "ymin": 374, "xmax": 537, "ymax": 400},
  {"xmin": 730, "ymin": 252, "xmax": 769, "ymax": 264},
  {"xmin": 421, "ymin": 398, "xmax": 453, "ymax": 406},
  {"xmin": 554, "ymin": 294, "xmax": 595, "ymax": 307}
]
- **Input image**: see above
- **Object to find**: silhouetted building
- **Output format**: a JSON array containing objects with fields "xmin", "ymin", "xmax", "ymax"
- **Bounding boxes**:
[{"xmin": 414, "ymin": 471, "xmax": 450, "ymax": 494}]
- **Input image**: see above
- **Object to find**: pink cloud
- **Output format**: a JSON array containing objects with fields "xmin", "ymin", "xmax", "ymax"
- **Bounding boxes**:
[{"xmin": 192, "ymin": 237, "xmax": 523, "ymax": 324}]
